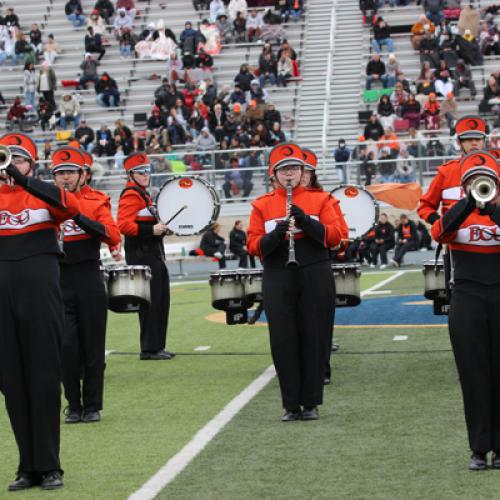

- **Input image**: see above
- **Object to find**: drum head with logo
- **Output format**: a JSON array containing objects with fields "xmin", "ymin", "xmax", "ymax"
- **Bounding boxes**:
[
  {"xmin": 157, "ymin": 176, "xmax": 220, "ymax": 236},
  {"xmin": 331, "ymin": 185, "xmax": 379, "ymax": 240}
]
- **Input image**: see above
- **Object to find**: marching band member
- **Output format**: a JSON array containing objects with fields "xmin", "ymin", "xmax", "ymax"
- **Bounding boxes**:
[
  {"xmin": 0, "ymin": 133, "xmax": 80, "ymax": 491},
  {"xmin": 431, "ymin": 150, "xmax": 500, "ymax": 470},
  {"xmin": 301, "ymin": 148, "xmax": 349, "ymax": 384},
  {"xmin": 247, "ymin": 143, "xmax": 345, "ymax": 421},
  {"xmin": 52, "ymin": 146, "xmax": 121, "ymax": 424},
  {"xmin": 117, "ymin": 152, "xmax": 174, "ymax": 360}
]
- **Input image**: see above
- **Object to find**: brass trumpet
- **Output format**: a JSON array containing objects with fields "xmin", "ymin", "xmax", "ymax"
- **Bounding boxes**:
[
  {"xmin": 469, "ymin": 175, "xmax": 497, "ymax": 208},
  {"xmin": 285, "ymin": 181, "xmax": 299, "ymax": 268},
  {"xmin": 0, "ymin": 145, "xmax": 12, "ymax": 172}
]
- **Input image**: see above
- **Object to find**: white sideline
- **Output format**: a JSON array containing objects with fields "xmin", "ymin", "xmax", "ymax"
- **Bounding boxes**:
[
  {"xmin": 128, "ymin": 270, "xmax": 405, "ymax": 499},
  {"xmin": 128, "ymin": 365, "xmax": 276, "ymax": 500}
]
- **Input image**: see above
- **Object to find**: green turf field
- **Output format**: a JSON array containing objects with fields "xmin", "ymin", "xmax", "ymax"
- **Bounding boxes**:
[{"xmin": 1, "ymin": 271, "xmax": 499, "ymax": 499}]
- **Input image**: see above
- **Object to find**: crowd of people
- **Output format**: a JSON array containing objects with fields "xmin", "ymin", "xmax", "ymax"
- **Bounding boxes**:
[{"xmin": 354, "ymin": 1, "xmax": 500, "ymax": 185}]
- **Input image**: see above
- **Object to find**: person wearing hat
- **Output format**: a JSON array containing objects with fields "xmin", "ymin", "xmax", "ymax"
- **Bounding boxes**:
[
  {"xmin": 431, "ymin": 150, "xmax": 500, "ymax": 470},
  {"xmin": 117, "ymin": 153, "xmax": 174, "ymax": 360},
  {"xmin": 51, "ymin": 147, "xmax": 120, "ymax": 425},
  {"xmin": 0, "ymin": 133, "xmax": 81, "ymax": 491},
  {"xmin": 247, "ymin": 143, "xmax": 346, "ymax": 421},
  {"xmin": 301, "ymin": 148, "xmax": 348, "ymax": 384}
]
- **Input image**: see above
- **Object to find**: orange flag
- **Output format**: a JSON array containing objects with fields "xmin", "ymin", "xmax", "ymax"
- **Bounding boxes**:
[{"xmin": 366, "ymin": 183, "xmax": 423, "ymax": 210}]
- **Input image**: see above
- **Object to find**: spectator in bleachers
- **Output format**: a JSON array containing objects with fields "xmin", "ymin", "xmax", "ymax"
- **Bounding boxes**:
[
  {"xmin": 419, "ymin": 29, "xmax": 440, "ymax": 68},
  {"xmin": 79, "ymin": 53, "xmax": 100, "ymax": 89},
  {"xmin": 440, "ymin": 91, "xmax": 458, "ymax": 129},
  {"xmin": 258, "ymin": 52, "xmax": 277, "ymax": 88},
  {"xmin": 196, "ymin": 47, "xmax": 214, "ymax": 69},
  {"xmin": 422, "ymin": 92, "xmax": 441, "ymax": 130},
  {"xmin": 116, "ymin": 0, "xmax": 137, "ymax": 19},
  {"xmin": 289, "ymin": 0, "xmax": 303, "ymax": 22},
  {"xmin": 87, "ymin": 11, "xmax": 107, "ymax": 40},
  {"xmin": 249, "ymin": 79, "xmax": 268, "ymax": 103},
  {"xmin": 114, "ymin": 119, "xmax": 133, "ymax": 149},
  {"xmin": 198, "ymin": 19, "xmax": 222, "ymax": 55},
  {"xmin": 359, "ymin": 0, "xmax": 377, "ymax": 27},
  {"xmin": 93, "ymin": 0, "xmax": 114, "ymax": 26},
  {"xmin": 247, "ymin": 8, "xmax": 264, "ymax": 41},
  {"xmin": 275, "ymin": 0, "xmax": 290, "ymax": 23},
  {"xmin": 267, "ymin": 121, "xmax": 286, "ymax": 145},
  {"xmin": 401, "ymin": 93, "xmax": 421, "ymax": 129},
  {"xmin": 277, "ymin": 51, "xmax": 293, "ymax": 87},
  {"xmin": 411, "ymin": 14, "xmax": 435, "ymax": 50},
  {"xmin": 377, "ymin": 94, "xmax": 396, "ymax": 130},
  {"xmin": 209, "ymin": 102, "xmax": 227, "ymax": 142},
  {"xmin": 95, "ymin": 72, "xmax": 120, "ymax": 107},
  {"xmin": 233, "ymin": 11, "xmax": 247, "ymax": 42},
  {"xmin": 59, "ymin": 92, "xmax": 81, "ymax": 129},
  {"xmin": 200, "ymin": 223, "xmax": 226, "ymax": 268},
  {"xmin": 154, "ymin": 78, "xmax": 174, "ymax": 111},
  {"xmin": 377, "ymin": 147, "xmax": 396, "ymax": 183},
  {"xmin": 29, "ymin": 24, "xmax": 43, "ymax": 60},
  {"xmin": 454, "ymin": 59, "xmax": 476, "ymax": 98},
  {"xmin": 131, "ymin": 130, "xmax": 146, "ymax": 152},
  {"xmin": 180, "ymin": 22, "xmax": 198, "ymax": 54},
  {"xmin": 0, "ymin": 28, "xmax": 17, "ymax": 67},
  {"xmin": 195, "ymin": 126, "xmax": 217, "ymax": 151},
  {"xmin": 423, "ymin": 0, "xmax": 444, "ymax": 25},
  {"xmin": 370, "ymin": 213, "xmax": 395, "ymax": 268},
  {"xmin": 166, "ymin": 51, "xmax": 183, "ymax": 80},
  {"xmin": 15, "ymin": 32, "xmax": 35, "ymax": 66},
  {"xmin": 193, "ymin": 0, "xmax": 209, "ymax": 11},
  {"xmin": 439, "ymin": 30, "xmax": 459, "ymax": 69},
  {"xmin": 6, "ymin": 97, "xmax": 27, "ymax": 130},
  {"xmin": 386, "ymin": 53, "xmax": 399, "ymax": 88},
  {"xmin": 146, "ymin": 105, "xmax": 168, "ymax": 143},
  {"xmin": 223, "ymin": 156, "xmax": 253, "ymax": 199},
  {"xmin": 434, "ymin": 60, "xmax": 454, "ymax": 97},
  {"xmin": 65, "ymin": 0, "xmax": 85, "ymax": 28},
  {"xmin": 479, "ymin": 74, "xmax": 500, "ymax": 114},
  {"xmin": 480, "ymin": 23, "xmax": 500, "ymax": 56},
  {"xmin": 210, "ymin": 0, "xmax": 226, "ymax": 22},
  {"xmin": 264, "ymin": 102, "xmax": 281, "ymax": 129},
  {"xmin": 75, "ymin": 119, "xmax": 96, "ymax": 152},
  {"xmin": 120, "ymin": 27, "xmax": 137, "ymax": 58},
  {"xmin": 228, "ymin": 0, "xmax": 248, "ymax": 20},
  {"xmin": 390, "ymin": 81, "xmax": 408, "ymax": 116},
  {"xmin": 364, "ymin": 112, "xmax": 384, "ymax": 142},
  {"xmin": 43, "ymin": 34, "xmax": 62, "ymax": 65},
  {"xmin": 94, "ymin": 123, "xmax": 115, "ymax": 159},
  {"xmin": 181, "ymin": 83, "xmax": 199, "ymax": 115},
  {"xmin": 365, "ymin": 53, "xmax": 389, "ymax": 90},
  {"xmin": 230, "ymin": 83, "xmax": 247, "ymax": 105},
  {"xmin": 216, "ymin": 14, "xmax": 234, "ymax": 44},
  {"xmin": 38, "ymin": 96, "xmax": 54, "ymax": 132},
  {"xmin": 182, "ymin": 49, "xmax": 196, "ymax": 69},
  {"xmin": 37, "ymin": 61, "xmax": 57, "ymax": 109},
  {"xmin": 396, "ymin": 147, "xmax": 416, "ymax": 183},
  {"xmin": 456, "ymin": 28, "xmax": 483, "ymax": 66},
  {"xmin": 371, "ymin": 16, "xmax": 394, "ymax": 54},
  {"xmin": 407, "ymin": 127, "xmax": 426, "ymax": 158},
  {"xmin": 85, "ymin": 26, "xmax": 106, "ymax": 60},
  {"xmin": 114, "ymin": 8, "xmax": 133, "ymax": 39},
  {"xmin": 361, "ymin": 149, "xmax": 376, "ymax": 185},
  {"xmin": 392, "ymin": 214, "xmax": 418, "ymax": 267},
  {"xmin": 222, "ymin": 112, "xmax": 238, "ymax": 140},
  {"xmin": 381, "ymin": 126, "xmax": 399, "ymax": 153},
  {"xmin": 4, "ymin": 8, "xmax": 20, "ymax": 28},
  {"xmin": 167, "ymin": 112, "xmax": 187, "ymax": 145},
  {"xmin": 333, "ymin": 138, "xmax": 350, "ymax": 184},
  {"xmin": 234, "ymin": 63, "xmax": 254, "ymax": 92},
  {"xmin": 23, "ymin": 62, "xmax": 36, "ymax": 109},
  {"xmin": 458, "ymin": 3, "xmax": 480, "ymax": 38}
]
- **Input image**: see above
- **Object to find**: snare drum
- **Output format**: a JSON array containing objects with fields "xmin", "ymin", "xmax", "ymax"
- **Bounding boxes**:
[
  {"xmin": 107, "ymin": 265, "xmax": 152, "ymax": 313},
  {"xmin": 423, "ymin": 260, "xmax": 446, "ymax": 300},
  {"xmin": 332, "ymin": 264, "xmax": 362, "ymax": 307},
  {"xmin": 240, "ymin": 269, "xmax": 263, "ymax": 304},
  {"xmin": 157, "ymin": 176, "xmax": 220, "ymax": 236},
  {"xmin": 209, "ymin": 270, "xmax": 246, "ymax": 310},
  {"xmin": 331, "ymin": 185, "xmax": 379, "ymax": 240}
]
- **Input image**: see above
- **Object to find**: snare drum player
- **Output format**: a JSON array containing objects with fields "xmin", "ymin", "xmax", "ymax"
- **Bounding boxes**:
[
  {"xmin": 247, "ymin": 143, "xmax": 345, "ymax": 421},
  {"xmin": 0, "ymin": 133, "xmax": 80, "ymax": 491},
  {"xmin": 431, "ymin": 150, "xmax": 500, "ymax": 470},
  {"xmin": 117, "ymin": 152, "xmax": 174, "ymax": 360},
  {"xmin": 51, "ymin": 146, "xmax": 121, "ymax": 424}
]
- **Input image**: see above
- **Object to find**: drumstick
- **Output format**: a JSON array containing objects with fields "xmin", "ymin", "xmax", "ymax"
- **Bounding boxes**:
[{"xmin": 165, "ymin": 205, "xmax": 188, "ymax": 226}]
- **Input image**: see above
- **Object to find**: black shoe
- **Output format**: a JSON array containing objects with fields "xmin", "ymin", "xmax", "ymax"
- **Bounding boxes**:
[
  {"xmin": 469, "ymin": 452, "xmax": 487, "ymax": 471},
  {"xmin": 63, "ymin": 407, "xmax": 82, "ymax": 424},
  {"xmin": 8, "ymin": 473, "xmax": 39, "ymax": 491},
  {"xmin": 140, "ymin": 351, "xmax": 171, "ymax": 360},
  {"xmin": 281, "ymin": 409, "xmax": 301, "ymax": 422},
  {"xmin": 301, "ymin": 407, "xmax": 319, "ymax": 421},
  {"xmin": 82, "ymin": 410, "xmax": 101, "ymax": 423},
  {"xmin": 491, "ymin": 452, "xmax": 500, "ymax": 469},
  {"xmin": 323, "ymin": 377, "xmax": 331, "ymax": 385},
  {"xmin": 40, "ymin": 471, "xmax": 63, "ymax": 490},
  {"xmin": 163, "ymin": 350, "xmax": 176, "ymax": 358},
  {"xmin": 331, "ymin": 343, "xmax": 339, "ymax": 352}
]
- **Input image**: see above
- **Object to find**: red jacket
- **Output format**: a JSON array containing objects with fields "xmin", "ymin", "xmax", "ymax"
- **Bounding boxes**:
[{"xmin": 117, "ymin": 181, "xmax": 155, "ymax": 237}]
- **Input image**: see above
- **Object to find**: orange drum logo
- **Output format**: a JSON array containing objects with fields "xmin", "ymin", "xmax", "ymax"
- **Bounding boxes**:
[
  {"xmin": 344, "ymin": 186, "xmax": 359, "ymax": 198},
  {"xmin": 179, "ymin": 178, "xmax": 193, "ymax": 189}
]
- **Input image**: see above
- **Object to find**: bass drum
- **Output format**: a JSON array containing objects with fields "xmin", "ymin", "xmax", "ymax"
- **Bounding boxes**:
[
  {"xmin": 157, "ymin": 176, "xmax": 220, "ymax": 236},
  {"xmin": 331, "ymin": 185, "xmax": 379, "ymax": 239}
]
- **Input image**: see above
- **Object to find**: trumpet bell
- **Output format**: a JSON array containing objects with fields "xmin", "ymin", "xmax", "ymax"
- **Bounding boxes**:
[
  {"xmin": 470, "ymin": 175, "xmax": 497, "ymax": 205},
  {"xmin": 0, "ymin": 145, "xmax": 12, "ymax": 171}
]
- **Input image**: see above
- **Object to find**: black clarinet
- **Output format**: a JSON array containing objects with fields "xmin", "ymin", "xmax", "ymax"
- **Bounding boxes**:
[{"xmin": 286, "ymin": 182, "xmax": 299, "ymax": 268}]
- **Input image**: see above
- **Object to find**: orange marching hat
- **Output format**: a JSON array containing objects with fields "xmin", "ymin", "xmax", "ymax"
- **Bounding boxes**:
[
  {"xmin": 268, "ymin": 142, "xmax": 303, "ymax": 177},
  {"xmin": 460, "ymin": 150, "xmax": 498, "ymax": 185},
  {"xmin": 302, "ymin": 148, "xmax": 317, "ymax": 171},
  {"xmin": 0, "ymin": 132, "xmax": 37, "ymax": 162},
  {"xmin": 124, "ymin": 152, "xmax": 151, "ymax": 172},
  {"xmin": 51, "ymin": 146, "xmax": 86, "ymax": 173},
  {"xmin": 455, "ymin": 115, "xmax": 488, "ymax": 140}
]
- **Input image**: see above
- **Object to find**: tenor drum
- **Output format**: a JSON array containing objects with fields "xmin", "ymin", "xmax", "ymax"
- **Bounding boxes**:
[
  {"xmin": 331, "ymin": 185, "xmax": 379, "ymax": 240},
  {"xmin": 157, "ymin": 176, "xmax": 220, "ymax": 236},
  {"xmin": 240, "ymin": 269, "xmax": 263, "ymax": 304},
  {"xmin": 107, "ymin": 265, "xmax": 152, "ymax": 313},
  {"xmin": 332, "ymin": 264, "xmax": 362, "ymax": 307},
  {"xmin": 423, "ymin": 260, "xmax": 446, "ymax": 299},
  {"xmin": 209, "ymin": 270, "xmax": 246, "ymax": 310}
]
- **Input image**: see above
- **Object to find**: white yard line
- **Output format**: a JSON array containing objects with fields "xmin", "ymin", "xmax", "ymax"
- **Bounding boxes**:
[
  {"xmin": 194, "ymin": 346, "xmax": 211, "ymax": 351},
  {"xmin": 360, "ymin": 270, "xmax": 405, "ymax": 297},
  {"xmin": 393, "ymin": 335, "xmax": 408, "ymax": 341},
  {"xmin": 128, "ymin": 365, "xmax": 276, "ymax": 500}
]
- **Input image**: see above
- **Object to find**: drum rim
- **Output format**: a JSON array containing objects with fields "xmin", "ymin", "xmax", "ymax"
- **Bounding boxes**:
[
  {"xmin": 156, "ymin": 175, "xmax": 221, "ymax": 236},
  {"xmin": 331, "ymin": 263, "xmax": 361, "ymax": 269},
  {"xmin": 423, "ymin": 260, "xmax": 444, "ymax": 266},
  {"xmin": 106, "ymin": 265, "xmax": 152, "ymax": 272},
  {"xmin": 330, "ymin": 184, "xmax": 380, "ymax": 240}
]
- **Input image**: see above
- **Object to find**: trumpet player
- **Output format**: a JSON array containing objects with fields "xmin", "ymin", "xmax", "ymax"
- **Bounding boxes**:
[
  {"xmin": 0, "ymin": 133, "xmax": 81, "ymax": 491},
  {"xmin": 247, "ymin": 143, "xmax": 346, "ymax": 422},
  {"xmin": 431, "ymin": 150, "xmax": 500, "ymax": 471}
]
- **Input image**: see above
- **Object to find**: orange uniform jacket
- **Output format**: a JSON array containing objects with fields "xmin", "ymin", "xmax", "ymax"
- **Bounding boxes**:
[
  {"xmin": 61, "ymin": 189, "xmax": 121, "ymax": 264},
  {"xmin": 417, "ymin": 158, "xmax": 463, "ymax": 224},
  {"xmin": 247, "ymin": 186, "xmax": 345, "ymax": 268},
  {"xmin": 0, "ymin": 182, "xmax": 80, "ymax": 261}
]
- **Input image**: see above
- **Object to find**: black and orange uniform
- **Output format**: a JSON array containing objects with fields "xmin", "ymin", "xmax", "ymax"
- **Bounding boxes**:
[
  {"xmin": 0, "ymin": 134, "xmax": 79, "ymax": 482},
  {"xmin": 53, "ymin": 147, "xmax": 121, "ymax": 418},
  {"xmin": 394, "ymin": 219, "xmax": 418, "ymax": 265},
  {"xmin": 248, "ymin": 143, "xmax": 345, "ymax": 414},
  {"xmin": 431, "ymin": 151, "xmax": 500, "ymax": 460},
  {"xmin": 370, "ymin": 220, "xmax": 395, "ymax": 265},
  {"xmin": 117, "ymin": 153, "xmax": 170, "ymax": 356}
]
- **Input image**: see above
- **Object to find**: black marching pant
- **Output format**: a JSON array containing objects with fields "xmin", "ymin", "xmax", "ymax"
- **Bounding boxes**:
[
  {"xmin": 126, "ymin": 252, "xmax": 170, "ymax": 353},
  {"xmin": 235, "ymin": 250, "xmax": 256, "ymax": 269},
  {"xmin": 324, "ymin": 286, "xmax": 337, "ymax": 380},
  {"xmin": 394, "ymin": 240, "xmax": 417, "ymax": 264},
  {"xmin": 370, "ymin": 241, "xmax": 395, "ymax": 265},
  {"xmin": 0, "ymin": 255, "xmax": 63, "ymax": 473},
  {"xmin": 263, "ymin": 261, "xmax": 334, "ymax": 410},
  {"xmin": 60, "ymin": 261, "xmax": 107, "ymax": 412},
  {"xmin": 449, "ymin": 280, "xmax": 500, "ymax": 453}
]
